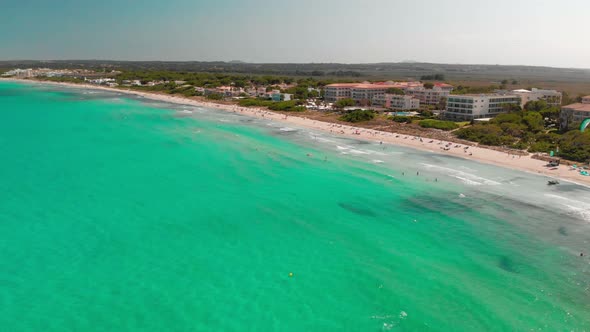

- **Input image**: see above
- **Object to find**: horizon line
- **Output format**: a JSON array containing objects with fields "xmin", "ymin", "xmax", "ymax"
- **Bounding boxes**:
[{"xmin": 1, "ymin": 59, "xmax": 589, "ymax": 71}]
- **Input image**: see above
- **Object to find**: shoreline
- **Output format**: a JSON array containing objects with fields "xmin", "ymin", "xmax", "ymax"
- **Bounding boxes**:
[{"xmin": 3, "ymin": 77, "xmax": 590, "ymax": 186}]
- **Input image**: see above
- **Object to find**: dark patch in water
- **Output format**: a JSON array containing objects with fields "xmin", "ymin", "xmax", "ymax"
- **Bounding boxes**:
[
  {"xmin": 338, "ymin": 202, "xmax": 377, "ymax": 217},
  {"xmin": 498, "ymin": 255, "xmax": 518, "ymax": 273},
  {"xmin": 558, "ymin": 226, "xmax": 568, "ymax": 236}
]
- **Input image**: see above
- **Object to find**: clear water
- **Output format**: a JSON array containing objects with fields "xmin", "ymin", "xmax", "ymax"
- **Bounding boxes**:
[{"xmin": 1, "ymin": 81, "xmax": 589, "ymax": 331}]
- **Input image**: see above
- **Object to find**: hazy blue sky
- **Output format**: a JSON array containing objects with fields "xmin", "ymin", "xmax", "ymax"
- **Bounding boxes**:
[{"xmin": 1, "ymin": 0, "xmax": 589, "ymax": 68}]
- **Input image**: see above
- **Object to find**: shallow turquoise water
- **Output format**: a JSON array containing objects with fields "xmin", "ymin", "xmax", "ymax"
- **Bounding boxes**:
[{"xmin": 0, "ymin": 81, "xmax": 589, "ymax": 331}]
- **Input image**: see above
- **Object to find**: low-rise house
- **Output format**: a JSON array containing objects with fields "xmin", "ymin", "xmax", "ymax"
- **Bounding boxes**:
[
  {"xmin": 560, "ymin": 96, "xmax": 590, "ymax": 131},
  {"xmin": 257, "ymin": 87, "xmax": 267, "ymax": 97},
  {"xmin": 445, "ymin": 94, "xmax": 521, "ymax": 121}
]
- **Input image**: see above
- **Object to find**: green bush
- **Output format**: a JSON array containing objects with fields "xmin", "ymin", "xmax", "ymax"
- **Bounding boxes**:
[
  {"xmin": 268, "ymin": 100, "xmax": 305, "ymax": 112},
  {"xmin": 206, "ymin": 93, "xmax": 224, "ymax": 100},
  {"xmin": 528, "ymin": 141, "xmax": 555, "ymax": 153},
  {"xmin": 392, "ymin": 116, "xmax": 413, "ymax": 123},
  {"xmin": 455, "ymin": 124, "xmax": 510, "ymax": 146},
  {"xmin": 340, "ymin": 110, "xmax": 376, "ymax": 123},
  {"xmin": 557, "ymin": 131, "xmax": 590, "ymax": 161},
  {"xmin": 418, "ymin": 119, "xmax": 459, "ymax": 131},
  {"xmin": 237, "ymin": 98, "xmax": 304, "ymax": 112}
]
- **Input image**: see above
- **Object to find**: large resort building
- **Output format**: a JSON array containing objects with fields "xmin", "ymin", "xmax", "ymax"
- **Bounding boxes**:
[
  {"xmin": 510, "ymin": 88, "xmax": 562, "ymax": 107},
  {"xmin": 406, "ymin": 83, "xmax": 454, "ymax": 105},
  {"xmin": 445, "ymin": 94, "xmax": 521, "ymax": 121},
  {"xmin": 324, "ymin": 81, "xmax": 453, "ymax": 109},
  {"xmin": 373, "ymin": 94, "xmax": 420, "ymax": 110},
  {"xmin": 560, "ymin": 96, "xmax": 590, "ymax": 131}
]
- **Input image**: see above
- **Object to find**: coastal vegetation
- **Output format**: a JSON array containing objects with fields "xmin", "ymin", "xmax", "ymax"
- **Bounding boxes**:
[
  {"xmin": 237, "ymin": 99, "xmax": 305, "ymax": 112},
  {"xmin": 334, "ymin": 98, "xmax": 356, "ymax": 109},
  {"xmin": 451, "ymin": 85, "xmax": 500, "ymax": 95},
  {"xmin": 418, "ymin": 119, "xmax": 459, "ymax": 131},
  {"xmin": 392, "ymin": 116, "xmax": 415, "ymax": 123},
  {"xmin": 340, "ymin": 110, "xmax": 376, "ymax": 123},
  {"xmin": 451, "ymin": 100, "xmax": 590, "ymax": 161}
]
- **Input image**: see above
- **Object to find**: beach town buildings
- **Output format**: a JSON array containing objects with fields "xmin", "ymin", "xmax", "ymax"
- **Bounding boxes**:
[
  {"xmin": 405, "ymin": 83, "xmax": 454, "ymax": 105},
  {"xmin": 445, "ymin": 94, "xmax": 521, "ymax": 121},
  {"xmin": 324, "ymin": 81, "xmax": 451, "ymax": 108},
  {"xmin": 1, "ymin": 69, "xmax": 34, "ymax": 77},
  {"xmin": 270, "ymin": 92, "xmax": 293, "ymax": 101},
  {"xmin": 509, "ymin": 88, "xmax": 562, "ymax": 108},
  {"xmin": 2, "ymin": 68, "xmax": 110, "ymax": 79},
  {"xmin": 372, "ymin": 94, "xmax": 420, "ymax": 110},
  {"xmin": 85, "ymin": 77, "xmax": 116, "ymax": 85},
  {"xmin": 559, "ymin": 96, "xmax": 590, "ymax": 131}
]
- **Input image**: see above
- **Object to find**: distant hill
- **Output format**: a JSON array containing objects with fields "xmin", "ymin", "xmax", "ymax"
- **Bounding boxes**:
[{"xmin": 2, "ymin": 60, "xmax": 590, "ymax": 83}]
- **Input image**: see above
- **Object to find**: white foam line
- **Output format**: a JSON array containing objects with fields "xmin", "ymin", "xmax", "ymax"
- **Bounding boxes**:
[
  {"xmin": 422, "ymin": 163, "xmax": 501, "ymax": 185},
  {"xmin": 544, "ymin": 194, "xmax": 590, "ymax": 221}
]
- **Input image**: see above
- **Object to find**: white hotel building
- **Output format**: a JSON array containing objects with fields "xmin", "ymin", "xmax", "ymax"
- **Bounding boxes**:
[
  {"xmin": 324, "ymin": 81, "xmax": 451, "ymax": 108},
  {"xmin": 510, "ymin": 88, "xmax": 562, "ymax": 107},
  {"xmin": 445, "ymin": 94, "xmax": 521, "ymax": 121}
]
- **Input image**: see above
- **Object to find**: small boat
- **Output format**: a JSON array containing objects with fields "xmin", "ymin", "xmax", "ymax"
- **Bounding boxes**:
[{"xmin": 547, "ymin": 180, "xmax": 559, "ymax": 185}]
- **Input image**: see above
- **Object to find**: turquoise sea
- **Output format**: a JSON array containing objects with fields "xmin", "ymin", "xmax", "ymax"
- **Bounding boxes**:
[{"xmin": 0, "ymin": 81, "xmax": 589, "ymax": 331}]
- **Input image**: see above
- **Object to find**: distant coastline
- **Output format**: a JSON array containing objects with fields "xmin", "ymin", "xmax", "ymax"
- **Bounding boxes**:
[{"xmin": 3, "ymin": 77, "xmax": 589, "ymax": 186}]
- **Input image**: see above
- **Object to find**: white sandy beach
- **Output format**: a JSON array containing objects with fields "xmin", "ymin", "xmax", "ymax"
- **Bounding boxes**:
[{"xmin": 4, "ymin": 78, "xmax": 590, "ymax": 186}]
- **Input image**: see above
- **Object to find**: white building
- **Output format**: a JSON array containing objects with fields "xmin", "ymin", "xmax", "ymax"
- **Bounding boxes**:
[
  {"xmin": 85, "ymin": 77, "xmax": 115, "ymax": 85},
  {"xmin": 373, "ymin": 94, "xmax": 420, "ymax": 110},
  {"xmin": 323, "ymin": 83, "xmax": 357, "ymax": 102},
  {"xmin": 324, "ymin": 81, "xmax": 452, "ymax": 106},
  {"xmin": 1, "ymin": 68, "xmax": 33, "ymax": 77},
  {"xmin": 511, "ymin": 88, "xmax": 562, "ymax": 107},
  {"xmin": 445, "ymin": 94, "xmax": 521, "ymax": 121},
  {"xmin": 405, "ymin": 83, "xmax": 454, "ymax": 105}
]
